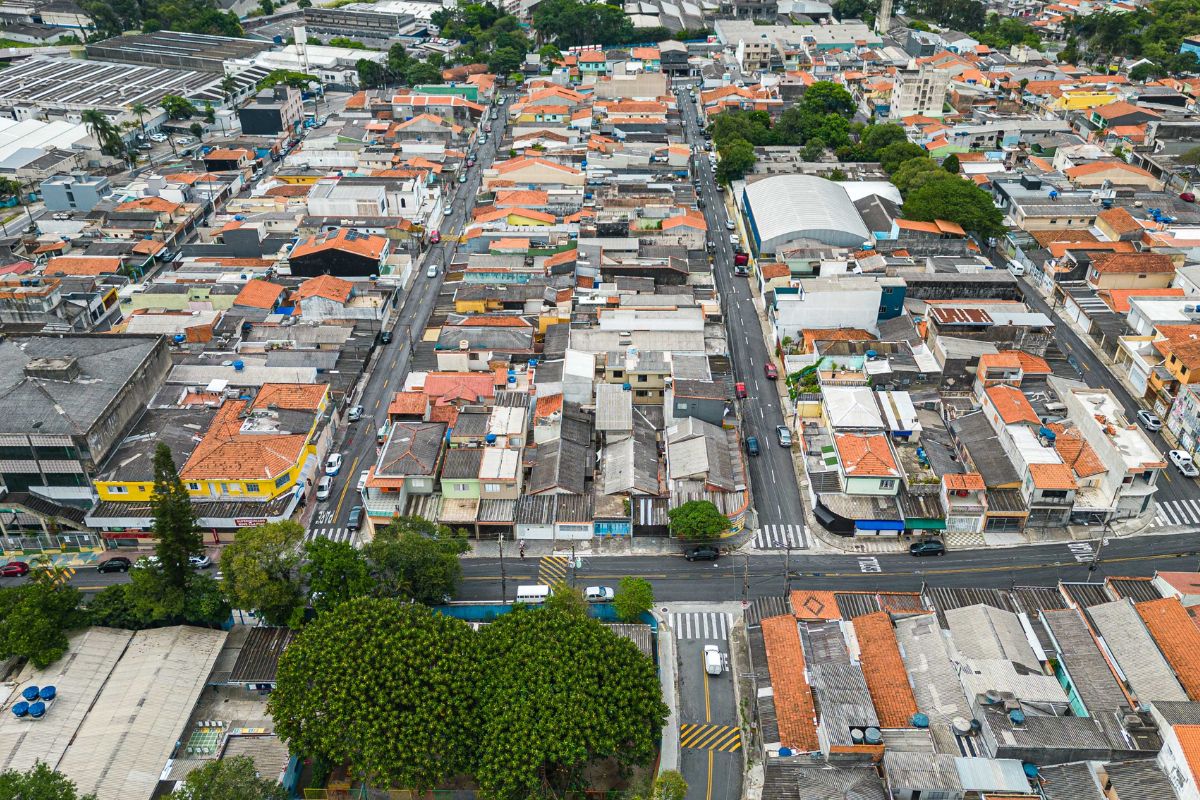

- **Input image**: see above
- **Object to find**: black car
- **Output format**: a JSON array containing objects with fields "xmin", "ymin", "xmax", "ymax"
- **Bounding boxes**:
[
  {"xmin": 97, "ymin": 556, "xmax": 133, "ymax": 573},
  {"xmin": 685, "ymin": 545, "xmax": 720, "ymax": 562},
  {"xmin": 348, "ymin": 506, "xmax": 363, "ymax": 531},
  {"xmin": 909, "ymin": 539, "xmax": 946, "ymax": 557},
  {"xmin": 380, "ymin": 331, "xmax": 392, "ymax": 344}
]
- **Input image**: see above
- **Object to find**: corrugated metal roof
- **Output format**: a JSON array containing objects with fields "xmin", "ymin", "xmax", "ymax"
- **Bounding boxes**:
[
  {"xmin": 1041, "ymin": 608, "xmax": 1130, "ymax": 715},
  {"xmin": 924, "ymin": 586, "xmax": 1015, "ymax": 627},
  {"xmin": 1061, "ymin": 581, "xmax": 1116, "ymax": 608},
  {"xmin": 1107, "ymin": 577, "xmax": 1161, "ymax": 603},
  {"xmin": 834, "ymin": 592, "xmax": 881, "ymax": 620},
  {"xmin": 1039, "ymin": 762, "xmax": 1105, "ymax": 800},
  {"xmin": 1106, "ymin": 760, "xmax": 1178, "ymax": 800},
  {"xmin": 760, "ymin": 762, "xmax": 886, "ymax": 800},
  {"xmin": 1088, "ymin": 599, "xmax": 1187, "ymax": 704}
]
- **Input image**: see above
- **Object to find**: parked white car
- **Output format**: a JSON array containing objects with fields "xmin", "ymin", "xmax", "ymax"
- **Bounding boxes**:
[
  {"xmin": 1169, "ymin": 449, "xmax": 1199, "ymax": 477},
  {"xmin": 704, "ymin": 645, "xmax": 722, "ymax": 675},
  {"xmin": 325, "ymin": 453, "xmax": 343, "ymax": 476}
]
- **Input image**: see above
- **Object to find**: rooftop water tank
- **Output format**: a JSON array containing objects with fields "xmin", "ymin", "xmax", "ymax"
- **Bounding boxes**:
[
  {"xmin": 38, "ymin": 686, "xmax": 55, "ymax": 701},
  {"xmin": 11, "ymin": 702, "xmax": 27, "ymax": 718},
  {"xmin": 485, "ymin": 433, "xmax": 498, "ymax": 443},
  {"xmin": 21, "ymin": 687, "xmax": 38, "ymax": 702},
  {"xmin": 850, "ymin": 729, "xmax": 865, "ymax": 744},
  {"xmin": 911, "ymin": 713, "xmax": 929, "ymax": 728},
  {"xmin": 1009, "ymin": 710, "xmax": 1026, "ymax": 725},
  {"xmin": 233, "ymin": 360, "xmax": 245, "ymax": 371},
  {"xmin": 864, "ymin": 727, "xmax": 882, "ymax": 745},
  {"xmin": 28, "ymin": 701, "xmax": 45, "ymax": 719},
  {"xmin": 1023, "ymin": 763, "xmax": 1040, "ymax": 778}
]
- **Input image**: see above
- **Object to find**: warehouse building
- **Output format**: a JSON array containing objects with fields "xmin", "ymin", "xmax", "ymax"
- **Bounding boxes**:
[
  {"xmin": 742, "ymin": 174, "xmax": 872, "ymax": 252},
  {"xmin": 84, "ymin": 30, "xmax": 272, "ymax": 73}
]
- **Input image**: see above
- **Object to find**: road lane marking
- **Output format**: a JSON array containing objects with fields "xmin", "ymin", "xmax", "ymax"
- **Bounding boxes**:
[
  {"xmin": 857, "ymin": 557, "xmax": 882, "ymax": 573},
  {"xmin": 333, "ymin": 455, "xmax": 360, "ymax": 518},
  {"xmin": 537, "ymin": 555, "xmax": 569, "ymax": 584},
  {"xmin": 679, "ymin": 724, "xmax": 742, "ymax": 751}
]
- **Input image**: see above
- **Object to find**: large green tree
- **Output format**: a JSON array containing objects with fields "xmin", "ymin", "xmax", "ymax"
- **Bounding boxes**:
[
  {"xmin": 363, "ymin": 516, "xmax": 468, "ymax": 605},
  {"xmin": 474, "ymin": 606, "xmax": 668, "ymax": 800},
  {"xmin": 715, "ymin": 138, "xmax": 756, "ymax": 184},
  {"xmin": 0, "ymin": 762, "xmax": 96, "ymax": 800},
  {"xmin": 150, "ymin": 443, "xmax": 202, "ymax": 599},
  {"xmin": 533, "ymin": 0, "xmax": 635, "ymax": 46},
  {"xmin": 667, "ymin": 500, "xmax": 729, "ymax": 541},
  {"xmin": 220, "ymin": 521, "xmax": 306, "ymax": 628},
  {"xmin": 877, "ymin": 141, "xmax": 928, "ymax": 174},
  {"xmin": 613, "ymin": 576, "xmax": 654, "ymax": 622},
  {"xmin": 172, "ymin": 755, "xmax": 288, "ymax": 800},
  {"xmin": 0, "ymin": 582, "xmax": 84, "ymax": 668},
  {"xmin": 159, "ymin": 95, "xmax": 197, "ymax": 120},
  {"xmin": 890, "ymin": 155, "xmax": 946, "ymax": 193},
  {"xmin": 901, "ymin": 174, "xmax": 1005, "ymax": 238},
  {"xmin": 302, "ymin": 538, "xmax": 372, "ymax": 614},
  {"xmin": 269, "ymin": 599, "xmax": 480, "ymax": 791}
]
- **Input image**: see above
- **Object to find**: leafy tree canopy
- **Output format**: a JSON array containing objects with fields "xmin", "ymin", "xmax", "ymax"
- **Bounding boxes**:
[
  {"xmin": 269, "ymin": 599, "xmax": 480, "ymax": 791},
  {"xmin": 533, "ymin": 0, "xmax": 635, "ymax": 47},
  {"xmin": 473, "ymin": 606, "xmax": 667, "ymax": 800},
  {"xmin": 257, "ymin": 69, "xmax": 320, "ymax": 91},
  {"xmin": 0, "ymin": 583, "xmax": 84, "ymax": 668},
  {"xmin": 613, "ymin": 576, "xmax": 654, "ymax": 622},
  {"xmin": 667, "ymin": 499, "xmax": 729, "ymax": 541},
  {"xmin": 0, "ymin": 762, "xmax": 96, "ymax": 800},
  {"xmin": 901, "ymin": 173, "xmax": 1005, "ymax": 238},
  {"xmin": 889, "ymin": 155, "xmax": 947, "ymax": 193},
  {"xmin": 303, "ymin": 538, "xmax": 373, "ymax": 614},
  {"xmin": 972, "ymin": 14, "xmax": 1041, "ymax": 49},
  {"xmin": 363, "ymin": 516, "xmax": 468, "ymax": 605},
  {"xmin": 715, "ymin": 137, "xmax": 756, "ymax": 184},
  {"xmin": 220, "ymin": 521, "xmax": 306, "ymax": 628},
  {"xmin": 171, "ymin": 755, "xmax": 289, "ymax": 800}
]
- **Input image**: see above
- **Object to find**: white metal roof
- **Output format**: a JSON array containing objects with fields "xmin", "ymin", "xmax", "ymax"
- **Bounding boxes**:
[
  {"xmin": 822, "ymin": 386, "xmax": 884, "ymax": 430},
  {"xmin": 744, "ymin": 174, "xmax": 871, "ymax": 250}
]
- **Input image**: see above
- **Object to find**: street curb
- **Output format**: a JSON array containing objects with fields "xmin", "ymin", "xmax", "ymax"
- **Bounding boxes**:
[{"xmin": 653, "ymin": 610, "xmax": 681, "ymax": 776}]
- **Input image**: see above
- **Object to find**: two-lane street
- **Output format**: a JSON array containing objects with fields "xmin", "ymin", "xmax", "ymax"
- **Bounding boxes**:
[
  {"xmin": 678, "ymin": 86, "xmax": 808, "ymax": 551},
  {"xmin": 306, "ymin": 100, "xmax": 510, "ymax": 543}
]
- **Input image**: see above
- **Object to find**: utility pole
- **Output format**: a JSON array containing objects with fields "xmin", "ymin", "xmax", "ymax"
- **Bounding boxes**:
[
  {"xmin": 742, "ymin": 554, "xmax": 749, "ymax": 606},
  {"xmin": 498, "ymin": 532, "xmax": 507, "ymax": 604},
  {"xmin": 570, "ymin": 543, "xmax": 576, "ymax": 586},
  {"xmin": 784, "ymin": 543, "xmax": 792, "ymax": 595}
]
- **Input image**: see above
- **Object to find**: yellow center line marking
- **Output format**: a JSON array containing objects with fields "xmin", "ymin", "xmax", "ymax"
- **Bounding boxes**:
[
  {"xmin": 333, "ymin": 455, "xmax": 360, "ymax": 518},
  {"xmin": 706, "ymin": 750, "xmax": 713, "ymax": 800},
  {"xmin": 703, "ymin": 656, "xmax": 711, "ymax": 723}
]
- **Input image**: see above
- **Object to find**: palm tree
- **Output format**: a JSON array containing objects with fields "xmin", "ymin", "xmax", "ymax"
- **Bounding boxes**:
[
  {"xmin": 220, "ymin": 74, "xmax": 240, "ymax": 105},
  {"xmin": 130, "ymin": 101, "xmax": 149, "ymax": 139},
  {"xmin": 80, "ymin": 109, "xmax": 109, "ymax": 144}
]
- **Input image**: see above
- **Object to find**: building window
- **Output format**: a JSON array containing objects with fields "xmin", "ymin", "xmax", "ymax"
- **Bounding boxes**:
[
  {"xmin": 455, "ymin": 483, "xmax": 469, "ymax": 492},
  {"xmin": 612, "ymin": 370, "xmax": 624, "ymax": 378},
  {"xmin": 187, "ymin": 482, "xmax": 200, "ymax": 491},
  {"xmin": 245, "ymin": 483, "xmax": 260, "ymax": 493},
  {"xmin": 110, "ymin": 485, "xmax": 127, "ymax": 494},
  {"xmin": 878, "ymin": 479, "xmax": 896, "ymax": 490},
  {"xmin": 485, "ymin": 483, "xmax": 501, "ymax": 492},
  {"xmin": 637, "ymin": 374, "xmax": 648, "ymax": 382},
  {"xmin": 274, "ymin": 473, "xmax": 290, "ymax": 488},
  {"xmin": 636, "ymin": 390, "xmax": 649, "ymax": 397},
  {"xmin": 1049, "ymin": 218, "xmax": 1058, "ymax": 225},
  {"xmin": 1041, "ymin": 489, "xmax": 1069, "ymax": 499}
]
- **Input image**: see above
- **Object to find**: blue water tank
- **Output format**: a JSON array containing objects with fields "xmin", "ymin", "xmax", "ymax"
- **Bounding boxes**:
[
  {"xmin": 38, "ymin": 686, "xmax": 55, "ymax": 701},
  {"xmin": 21, "ymin": 686, "xmax": 38, "ymax": 702},
  {"xmin": 485, "ymin": 433, "xmax": 498, "ymax": 443},
  {"xmin": 865, "ymin": 350, "xmax": 877, "ymax": 359},
  {"xmin": 11, "ymin": 702, "xmax": 27, "ymax": 717},
  {"xmin": 864, "ymin": 727, "xmax": 882, "ymax": 745},
  {"xmin": 1038, "ymin": 426, "xmax": 1056, "ymax": 442},
  {"xmin": 778, "ymin": 747, "xmax": 793, "ymax": 757},
  {"xmin": 28, "ymin": 702, "xmax": 45, "ymax": 719},
  {"xmin": 233, "ymin": 360, "xmax": 245, "ymax": 371},
  {"xmin": 1009, "ymin": 710, "xmax": 1026, "ymax": 725},
  {"xmin": 234, "ymin": 214, "xmax": 245, "ymax": 221},
  {"xmin": 1023, "ymin": 763, "xmax": 1040, "ymax": 778},
  {"xmin": 173, "ymin": 334, "xmax": 185, "ymax": 344},
  {"xmin": 911, "ymin": 712, "xmax": 929, "ymax": 728}
]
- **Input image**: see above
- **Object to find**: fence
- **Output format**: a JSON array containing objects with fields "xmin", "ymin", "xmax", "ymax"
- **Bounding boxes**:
[{"xmin": 0, "ymin": 532, "xmax": 100, "ymax": 555}]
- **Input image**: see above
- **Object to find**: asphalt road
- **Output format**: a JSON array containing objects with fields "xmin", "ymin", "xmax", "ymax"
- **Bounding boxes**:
[
  {"xmin": 306, "ymin": 99, "xmax": 510, "ymax": 543},
  {"xmin": 677, "ymin": 619, "xmax": 740, "ymax": 800},
  {"xmin": 677, "ymin": 89, "xmax": 807, "ymax": 544},
  {"xmin": 456, "ymin": 529, "xmax": 1200, "ymax": 602}
]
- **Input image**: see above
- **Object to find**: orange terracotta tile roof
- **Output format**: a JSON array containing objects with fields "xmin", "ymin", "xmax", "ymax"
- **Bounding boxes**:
[
  {"xmin": 761, "ymin": 262, "xmax": 790, "ymax": 280},
  {"xmin": 428, "ymin": 404, "xmax": 459, "ymax": 426},
  {"xmin": 493, "ymin": 155, "xmax": 581, "ymax": 176},
  {"xmin": 1091, "ymin": 252, "xmax": 1175, "ymax": 275},
  {"xmin": 535, "ymin": 393, "xmax": 564, "ymax": 420},
  {"xmin": 853, "ymin": 612, "xmax": 919, "ymax": 728},
  {"xmin": 1093, "ymin": 101, "xmax": 1159, "ymax": 120},
  {"xmin": 945, "ymin": 472, "xmax": 985, "ymax": 491},
  {"xmin": 133, "ymin": 239, "xmax": 165, "ymax": 255},
  {"xmin": 458, "ymin": 315, "xmax": 531, "ymax": 327},
  {"xmin": 253, "ymin": 383, "xmax": 327, "ymax": 411},
  {"xmin": 421, "ymin": 372, "xmax": 496, "ymax": 404},
  {"xmin": 181, "ymin": 400, "xmax": 308, "ymax": 481},
  {"xmin": 1136, "ymin": 597, "xmax": 1200, "ymax": 700},
  {"xmin": 1174, "ymin": 725, "xmax": 1200, "ymax": 784},
  {"xmin": 1102, "ymin": 287, "xmax": 1185, "ymax": 313},
  {"xmin": 203, "ymin": 147, "xmax": 255, "ymax": 161},
  {"xmin": 543, "ymin": 248, "xmax": 577, "ymax": 269},
  {"xmin": 1053, "ymin": 428, "xmax": 1106, "ymax": 478},
  {"xmin": 1065, "ymin": 161, "xmax": 1156, "ymax": 180},
  {"xmin": 761, "ymin": 615, "xmax": 819, "ymax": 752},
  {"xmin": 1003, "ymin": 350, "xmax": 1052, "ymax": 375},
  {"xmin": 265, "ymin": 184, "xmax": 312, "ymax": 198},
  {"xmin": 296, "ymin": 274, "xmax": 353, "ymax": 304},
  {"xmin": 1048, "ymin": 240, "xmax": 1135, "ymax": 258},
  {"xmin": 789, "ymin": 590, "xmax": 841, "ymax": 621},
  {"xmin": 986, "ymin": 384, "xmax": 1040, "ymax": 426},
  {"xmin": 388, "ymin": 391, "xmax": 428, "ymax": 416},
  {"xmin": 43, "ymin": 256, "xmax": 123, "ymax": 277},
  {"xmin": 491, "ymin": 237, "xmax": 532, "ymax": 252},
  {"xmin": 234, "ymin": 279, "xmax": 286, "ymax": 309},
  {"xmin": 291, "ymin": 228, "xmax": 387, "ymax": 261},
  {"xmin": 978, "ymin": 351, "xmax": 1023, "ymax": 373},
  {"xmin": 1030, "ymin": 228, "xmax": 1098, "ymax": 247},
  {"xmin": 835, "ymin": 434, "xmax": 899, "ymax": 478},
  {"xmin": 116, "ymin": 196, "xmax": 182, "ymax": 214},
  {"xmin": 495, "ymin": 189, "xmax": 549, "ymax": 207},
  {"xmin": 1028, "ymin": 462, "xmax": 1077, "ymax": 490}
]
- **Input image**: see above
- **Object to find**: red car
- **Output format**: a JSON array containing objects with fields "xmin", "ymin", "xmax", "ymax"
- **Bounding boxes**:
[
  {"xmin": 764, "ymin": 363, "xmax": 778, "ymax": 379},
  {"xmin": 735, "ymin": 382, "xmax": 747, "ymax": 399},
  {"xmin": 0, "ymin": 561, "xmax": 29, "ymax": 577},
  {"xmin": 1182, "ymin": 192, "xmax": 1196, "ymax": 203},
  {"xmin": 429, "ymin": 230, "xmax": 441, "ymax": 244}
]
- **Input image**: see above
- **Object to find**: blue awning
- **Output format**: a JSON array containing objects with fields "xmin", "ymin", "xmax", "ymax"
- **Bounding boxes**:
[{"xmin": 855, "ymin": 520, "xmax": 905, "ymax": 532}]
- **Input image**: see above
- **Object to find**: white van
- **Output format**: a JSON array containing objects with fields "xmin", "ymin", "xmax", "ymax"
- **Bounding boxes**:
[
  {"xmin": 1007, "ymin": 260, "xmax": 1025, "ymax": 277},
  {"xmin": 515, "ymin": 584, "xmax": 551, "ymax": 604}
]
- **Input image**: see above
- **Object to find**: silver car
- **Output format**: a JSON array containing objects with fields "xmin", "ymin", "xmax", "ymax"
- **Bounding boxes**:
[{"xmin": 1137, "ymin": 409, "xmax": 1162, "ymax": 431}]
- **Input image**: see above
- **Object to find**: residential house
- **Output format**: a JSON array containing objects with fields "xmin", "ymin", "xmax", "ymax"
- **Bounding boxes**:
[
  {"xmin": 363, "ymin": 421, "xmax": 448, "ymax": 522},
  {"xmin": 287, "ymin": 228, "xmax": 389, "ymax": 278}
]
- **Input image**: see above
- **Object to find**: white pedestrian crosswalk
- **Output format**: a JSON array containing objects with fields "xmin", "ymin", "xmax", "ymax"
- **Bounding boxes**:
[
  {"xmin": 751, "ymin": 524, "xmax": 807, "ymax": 550},
  {"xmin": 306, "ymin": 527, "xmax": 356, "ymax": 545},
  {"xmin": 669, "ymin": 612, "xmax": 731, "ymax": 641},
  {"xmin": 1150, "ymin": 499, "xmax": 1200, "ymax": 529}
]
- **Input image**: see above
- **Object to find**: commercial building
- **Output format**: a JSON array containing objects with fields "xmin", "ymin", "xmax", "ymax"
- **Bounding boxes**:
[
  {"xmin": 743, "ymin": 175, "xmax": 871, "ymax": 252},
  {"xmin": 84, "ymin": 30, "xmax": 272, "ymax": 73},
  {"xmin": 40, "ymin": 173, "xmax": 112, "ymax": 212},
  {"xmin": 238, "ymin": 86, "xmax": 304, "ymax": 136},
  {"xmin": 0, "ymin": 334, "xmax": 171, "ymax": 503},
  {"xmin": 889, "ymin": 64, "xmax": 951, "ymax": 119}
]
